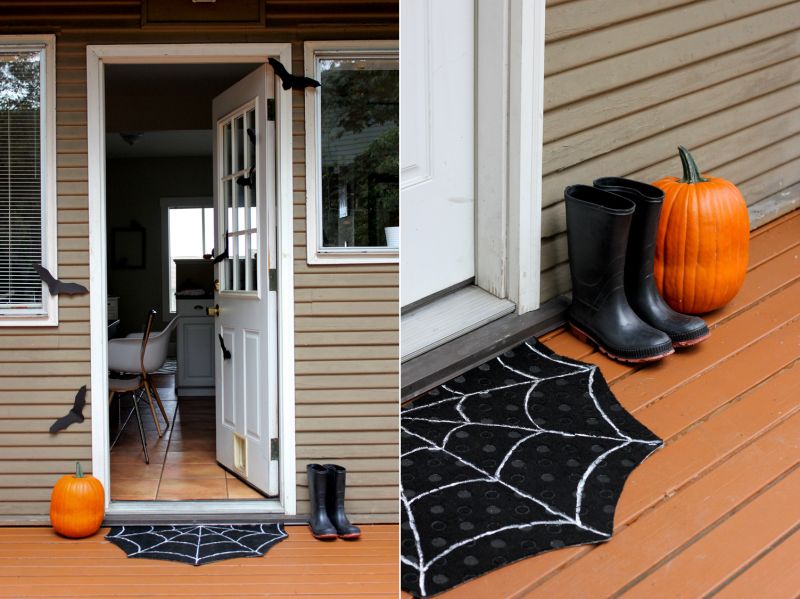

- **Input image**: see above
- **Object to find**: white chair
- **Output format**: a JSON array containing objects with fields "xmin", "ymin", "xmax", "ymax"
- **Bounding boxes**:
[{"xmin": 108, "ymin": 310, "xmax": 179, "ymax": 438}]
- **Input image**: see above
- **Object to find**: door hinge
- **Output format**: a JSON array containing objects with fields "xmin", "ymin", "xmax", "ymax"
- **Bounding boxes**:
[
  {"xmin": 270, "ymin": 438, "xmax": 279, "ymax": 460},
  {"xmin": 267, "ymin": 98, "xmax": 275, "ymax": 122},
  {"xmin": 268, "ymin": 268, "xmax": 278, "ymax": 291}
]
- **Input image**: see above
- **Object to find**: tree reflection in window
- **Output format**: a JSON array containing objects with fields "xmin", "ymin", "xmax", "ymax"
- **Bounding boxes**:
[{"xmin": 318, "ymin": 56, "xmax": 399, "ymax": 249}]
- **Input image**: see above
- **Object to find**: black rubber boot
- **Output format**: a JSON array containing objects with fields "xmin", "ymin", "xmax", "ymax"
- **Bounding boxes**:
[
  {"xmin": 565, "ymin": 184, "xmax": 674, "ymax": 363},
  {"xmin": 593, "ymin": 177, "xmax": 710, "ymax": 348},
  {"xmin": 323, "ymin": 464, "xmax": 361, "ymax": 539},
  {"xmin": 307, "ymin": 464, "xmax": 337, "ymax": 539}
]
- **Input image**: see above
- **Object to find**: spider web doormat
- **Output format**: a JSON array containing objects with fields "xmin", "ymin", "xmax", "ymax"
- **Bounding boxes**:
[
  {"xmin": 400, "ymin": 340, "xmax": 662, "ymax": 597},
  {"xmin": 106, "ymin": 524, "xmax": 287, "ymax": 565}
]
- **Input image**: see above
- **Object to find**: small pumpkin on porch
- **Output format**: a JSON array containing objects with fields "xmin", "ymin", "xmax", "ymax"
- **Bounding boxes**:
[
  {"xmin": 50, "ymin": 462, "xmax": 105, "ymax": 538},
  {"xmin": 651, "ymin": 146, "xmax": 750, "ymax": 314}
]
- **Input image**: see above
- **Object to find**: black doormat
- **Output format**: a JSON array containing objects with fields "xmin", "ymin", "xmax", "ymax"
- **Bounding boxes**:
[
  {"xmin": 400, "ymin": 339, "xmax": 662, "ymax": 597},
  {"xmin": 106, "ymin": 523, "xmax": 287, "ymax": 565}
]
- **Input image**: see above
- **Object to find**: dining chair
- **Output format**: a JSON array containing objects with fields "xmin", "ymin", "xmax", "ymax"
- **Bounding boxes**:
[{"xmin": 108, "ymin": 309, "xmax": 179, "ymax": 437}]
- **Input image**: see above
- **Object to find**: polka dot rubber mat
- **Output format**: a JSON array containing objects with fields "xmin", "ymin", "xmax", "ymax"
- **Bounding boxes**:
[{"xmin": 400, "ymin": 339, "xmax": 663, "ymax": 597}]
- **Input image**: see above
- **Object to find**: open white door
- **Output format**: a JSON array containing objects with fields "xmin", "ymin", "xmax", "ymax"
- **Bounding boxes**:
[
  {"xmin": 401, "ymin": 0, "xmax": 475, "ymax": 306},
  {"xmin": 212, "ymin": 64, "xmax": 279, "ymax": 496}
]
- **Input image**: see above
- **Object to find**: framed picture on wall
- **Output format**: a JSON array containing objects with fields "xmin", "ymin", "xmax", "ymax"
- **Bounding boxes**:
[{"xmin": 112, "ymin": 222, "xmax": 146, "ymax": 269}]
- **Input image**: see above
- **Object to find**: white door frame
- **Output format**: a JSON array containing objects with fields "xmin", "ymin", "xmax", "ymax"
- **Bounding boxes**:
[
  {"xmin": 475, "ymin": 0, "xmax": 546, "ymax": 314},
  {"xmin": 86, "ymin": 43, "xmax": 297, "ymax": 515}
]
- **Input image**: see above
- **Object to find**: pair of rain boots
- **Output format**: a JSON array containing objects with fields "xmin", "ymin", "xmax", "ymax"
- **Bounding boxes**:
[
  {"xmin": 307, "ymin": 464, "xmax": 361, "ymax": 540},
  {"xmin": 565, "ymin": 177, "xmax": 709, "ymax": 363}
]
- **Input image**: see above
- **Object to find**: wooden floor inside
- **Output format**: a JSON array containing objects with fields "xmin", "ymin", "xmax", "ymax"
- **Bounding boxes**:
[
  {"xmin": 411, "ymin": 209, "xmax": 800, "ymax": 598},
  {"xmin": 0, "ymin": 524, "xmax": 398, "ymax": 597}
]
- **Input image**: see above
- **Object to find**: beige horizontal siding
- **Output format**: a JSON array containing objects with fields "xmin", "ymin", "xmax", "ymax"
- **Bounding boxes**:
[
  {"xmin": 540, "ymin": 0, "xmax": 800, "ymax": 303},
  {"xmin": 290, "ymin": 44, "xmax": 399, "ymax": 524},
  {"xmin": 0, "ymin": 3, "xmax": 398, "ymax": 525}
]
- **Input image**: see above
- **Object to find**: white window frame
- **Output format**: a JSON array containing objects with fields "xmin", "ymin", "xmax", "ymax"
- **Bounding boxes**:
[
  {"xmin": 303, "ymin": 40, "xmax": 399, "ymax": 265},
  {"xmin": 159, "ymin": 196, "xmax": 213, "ymax": 316},
  {"xmin": 0, "ymin": 34, "xmax": 58, "ymax": 326}
]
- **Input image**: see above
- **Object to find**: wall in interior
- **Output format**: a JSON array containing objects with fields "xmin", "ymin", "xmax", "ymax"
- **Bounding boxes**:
[{"xmin": 106, "ymin": 156, "xmax": 212, "ymax": 335}]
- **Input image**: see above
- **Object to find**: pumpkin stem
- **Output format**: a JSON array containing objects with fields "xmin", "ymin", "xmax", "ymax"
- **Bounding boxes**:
[
  {"xmin": 75, "ymin": 462, "xmax": 83, "ymax": 478},
  {"xmin": 678, "ymin": 145, "xmax": 708, "ymax": 183}
]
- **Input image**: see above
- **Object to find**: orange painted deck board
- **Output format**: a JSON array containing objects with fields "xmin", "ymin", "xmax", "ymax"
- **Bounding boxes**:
[
  {"xmin": 405, "ymin": 209, "xmax": 800, "ymax": 598},
  {"xmin": 0, "ymin": 525, "xmax": 398, "ymax": 597}
]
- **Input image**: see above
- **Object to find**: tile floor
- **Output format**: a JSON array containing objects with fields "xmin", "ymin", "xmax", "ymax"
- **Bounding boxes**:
[{"xmin": 109, "ymin": 374, "xmax": 266, "ymax": 501}]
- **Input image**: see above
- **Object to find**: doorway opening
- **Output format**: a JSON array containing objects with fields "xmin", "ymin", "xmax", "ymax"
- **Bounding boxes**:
[{"xmin": 88, "ymin": 47, "xmax": 296, "ymax": 517}]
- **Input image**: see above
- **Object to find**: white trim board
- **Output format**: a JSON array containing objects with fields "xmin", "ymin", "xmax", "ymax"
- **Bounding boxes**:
[
  {"xmin": 475, "ymin": 0, "xmax": 546, "ymax": 314},
  {"xmin": 87, "ymin": 44, "xmax": 297, "ymax": 516},
  {"xmin": 107, "ymin": 500, "xmax": 284, "ymax": 517},
  {"xmin": 401, "ymin": 285, "xmax": 515, "ymax": 361}
]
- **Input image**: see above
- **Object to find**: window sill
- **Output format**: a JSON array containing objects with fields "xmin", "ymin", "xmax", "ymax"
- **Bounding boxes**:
[
  {"xmin": 0, "ymin": 312, "xmax": 58, "ymax": 327},
  {"xmin": 306, "ymin": 250, "xmax": 399, "ymax": 265}
]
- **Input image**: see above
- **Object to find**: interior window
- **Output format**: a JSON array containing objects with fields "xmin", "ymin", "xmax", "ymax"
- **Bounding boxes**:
[
  {"xmin": 167, "ymin": 206, "xmax": 214, "ymax": 312},
  {"xmin": 0, "ymin": 39, "xmax": 56, "ymax": 324}
]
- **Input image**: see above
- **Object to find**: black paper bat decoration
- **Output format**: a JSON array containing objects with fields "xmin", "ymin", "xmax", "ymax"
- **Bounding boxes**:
[
  {"xmin": 213, "ymin": 232, "xmax": 229, "ymax": 265},
  {"xmin": 34, "ymin": 264, "xmax": 88, "ymax": 296},
  {"xmin": 268, "ymin": 58, "xmax": 321, "ymax": 91},
  {"xmin": 236, "ymin": 166, "xmax": 255, "ymax": 188},
  {"xmin": 50, "ymin": 386, "xmax": 86, "ymax": 433},
  {"xmin": 247, "ymin": 128, "xmax": 256, "ymax": 145},
  {"xmin": 218, "ymin": 334, "xmax": 232, "ymax": 360}
]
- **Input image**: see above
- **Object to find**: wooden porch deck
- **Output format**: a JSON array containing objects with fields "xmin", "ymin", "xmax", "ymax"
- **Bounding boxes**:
[
  {"xmin": 419, "ymin": 209, "xmax": 800, "ymax": 598},
  {"xmin": 0, "ymin": 524, "xmax": 398, "ymax": 597}
]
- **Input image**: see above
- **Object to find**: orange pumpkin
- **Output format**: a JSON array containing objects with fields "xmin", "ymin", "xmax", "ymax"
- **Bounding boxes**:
[
  {"xmin": 50, "ymin": 462, "xmax": 105, "ymax": 538},
  {"xmin": 651, "ymin": 146, "xmax": 750, "ymax": 314}
]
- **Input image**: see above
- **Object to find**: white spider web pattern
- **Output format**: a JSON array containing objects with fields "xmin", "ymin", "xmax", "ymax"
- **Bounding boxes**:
[
  {"xmin": 400, "ymin": 341, "xmax": 662, "ymax": 597},
  {"xmin": 106, "ymin": 524, "xmax": 288, "ymax": 565}
]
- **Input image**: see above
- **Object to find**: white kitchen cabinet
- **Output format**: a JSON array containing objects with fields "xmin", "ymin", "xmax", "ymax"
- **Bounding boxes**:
[{"xmin": 175, "ymin": 298, "xmax": 215, "ymax": 396}]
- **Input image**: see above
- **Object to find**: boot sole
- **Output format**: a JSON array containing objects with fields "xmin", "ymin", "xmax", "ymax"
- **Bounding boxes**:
[
  {"xmin": 673, "ymin": 331, "xmax": 710, "ymax": 348},
  {"xmin": 312, "ymin": 532, "xmax": 338, "ymax": 540},
  {"xmin": 569, "ymin": 323, "xmax": 674, "ymax": 363},
  {"xmin": 339, "ymin": 533, "xmax": 361, "ymax": 539}
]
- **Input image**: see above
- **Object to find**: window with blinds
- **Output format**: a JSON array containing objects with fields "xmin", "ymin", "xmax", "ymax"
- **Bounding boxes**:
[{"xmin": 0, "ymin": 40, "xmax": 54, "ymax": 323}]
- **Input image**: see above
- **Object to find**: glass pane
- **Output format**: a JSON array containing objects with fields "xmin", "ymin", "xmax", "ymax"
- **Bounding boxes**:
[
  {"xmin": 318, "ymin": 55, "xmax": 399, "ymax": 249},
  {"xmin": 223, "ymin": 122, "xmax": 232, "ymax": 175},
  {"xmin": 168, "ymin": 207, "xmax": 207, "ymax": 311},
  {"xmin": 170, "ymin": 208, "xmax": 203, "ymax": 258},
  {"xmin": 225, "ymin": 254, "xmax": 233, "ymax": 291},
  {"xmin": 234, "ymin": 234, "xmax": 246, "ymax": 291},
  {"xmin": 235, "ymin": 115, "xmax": 245, "ymax": 173},
  {"xmin": 0, "ymin": 50, "xmax": 43, "ymax": 309},
  {"xmin": 250, "ymin": 232, "xmax": 258, "ymax": 291},
  {"xmin": 225, "ymin": 179, "xmax": 233, "ymax": 235},
  {"xmin": 203, "ymin": 207, "xmax": 214, "ymax": 255},
  {"xmin": 235, "ymin": 181, "xmax": 245, "ymax": 233},
  {"xmin": 246, "ymin": 109, "xmax": 255, "ymax": 170}
]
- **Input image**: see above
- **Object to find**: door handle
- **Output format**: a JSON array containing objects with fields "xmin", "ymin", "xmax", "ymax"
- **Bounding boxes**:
[{"xmin": 207, "ymin": 304, "xmax": 220, "ymax": 317}]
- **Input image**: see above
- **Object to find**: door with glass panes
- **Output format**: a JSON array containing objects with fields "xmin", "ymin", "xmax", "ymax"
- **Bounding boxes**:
[{"xmin": 211, "ymin": 64, "xmax": 278, "ymax": 496}]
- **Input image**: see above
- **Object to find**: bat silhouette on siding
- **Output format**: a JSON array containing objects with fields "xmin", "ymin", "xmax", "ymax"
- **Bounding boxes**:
[
  {"xmin": 247, "ymin": 128, "xmax": 256, "ymax": 145},
  {"xmin": 218, "ymin": 334, "xmax": 232, "ymax": 360},
  {"xmin": 213, "ymin": 232, "xmax": 229, "ymax": 265},
  {"xmin": 34, "ymin": 264, "xmax": 88, "ymax": 296},
  {"xmin": 50, "ymin": 386, "xmax": 86, "ymax": 433},
  {"xmin": 268, "ymin": 58, "xmax": 321, "ymax": 91}
]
